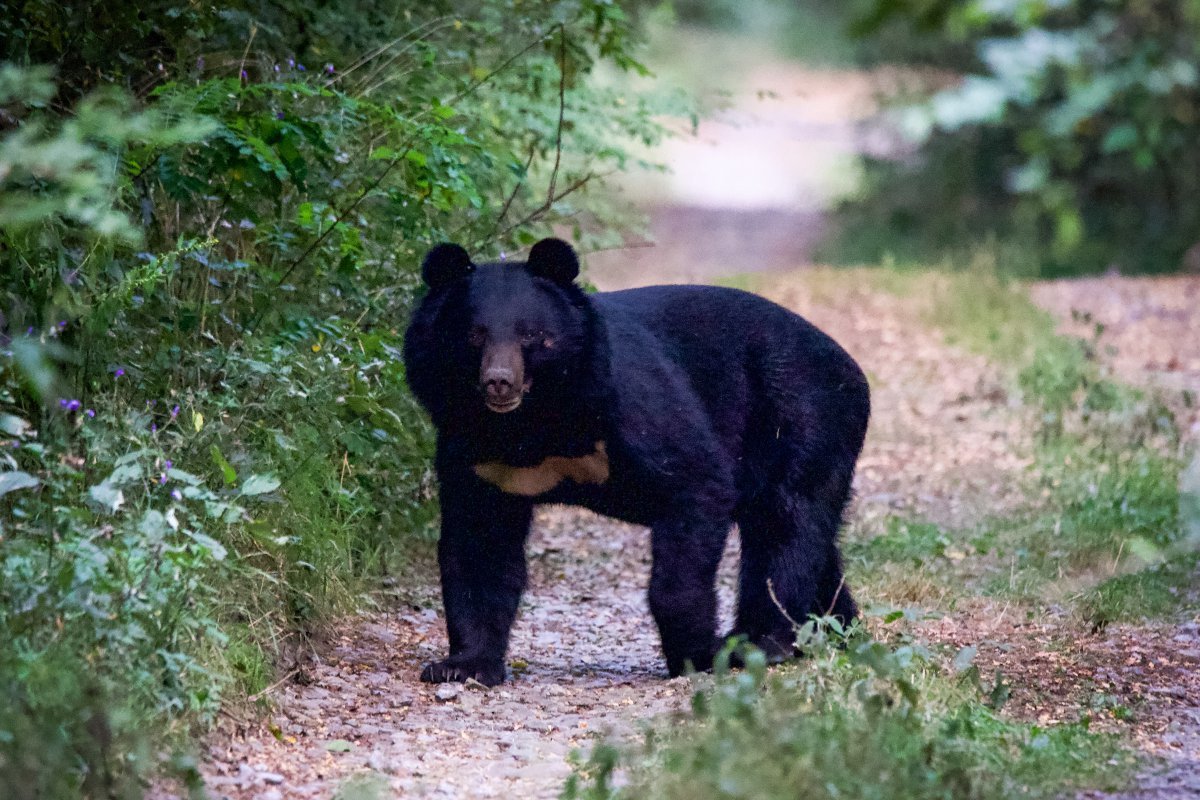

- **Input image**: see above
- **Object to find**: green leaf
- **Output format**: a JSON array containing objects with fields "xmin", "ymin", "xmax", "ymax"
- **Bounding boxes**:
[
  {"xmin": 952, "ymin": 645, "xmax": 978, "ymax": 672},
  {"xmin": 240, "ymin": 474, "xmax": 281, "ymax": 496},
  {"xmin": 0, "ymin": 414, "xmax": 31, "ymax": 437},
  {"xmin": 168, "ymin": 468, "xmax": 204, "ymax": 485},
  {"xmin": 324, "ymin": 739, "xmax": 354, "ymax": 753},
  {"xmin": 210, "ymin": 444, "xmax": 237, "ymax": 486},
  {"xmin": 1101, "ymin": 124, "xmax": 1138, "ymax": 154},
  {"xmin": 0, "ymin": 470, "xmax": 40, "ymax": 497},
  {"xmin": 88, "ymin": 481, "xmax": 124, "ymax": 513},
  {"xmin": 139, "ymin": 509, "xmax": 169, "ymax": 543},
  {"xmin": 187, "ymin": 530, "xmax": 228, "ymax": 561},
  {"xmin": 108, "ymin": 462, "xmax": 143, "ymax": 486}
]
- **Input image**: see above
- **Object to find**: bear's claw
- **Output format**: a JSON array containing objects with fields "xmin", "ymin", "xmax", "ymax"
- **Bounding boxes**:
[{"xmin": 420, "ymin": 657, "xmax": 506, "ymax": 687}]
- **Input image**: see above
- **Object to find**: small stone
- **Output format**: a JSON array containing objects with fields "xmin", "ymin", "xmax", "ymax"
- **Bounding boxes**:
[
  {"xmin": 259, "ymin": 771, "xmax": 285, "ymax": 785},
  {"xmin": 435, "ymin": 684, "xmax": 461, "ymax": 702}
]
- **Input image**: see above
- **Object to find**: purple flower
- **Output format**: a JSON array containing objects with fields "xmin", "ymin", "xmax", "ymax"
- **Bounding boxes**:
[
  {"xmin": 151, "ymin": 423, "xmax": 158, "ymax": 433},
  {"xmin": 114, "ymin": 368, "xmax": 125, "ymax": 378},
  {"xmin": 159, "ymin": 473, "xmax": 168, "ymax": 485},
  {"xmin": 325, "ymin": 63, "xmax": 334, "ymax": 74},
  {"xmin": 297, "ymin": 63, "xmax": 306, "ymax": 72},
  {"xmin": 86, "ymin": 409, "xmax": 95, "ymax": 418},
  {"xmin": 57, "ymin": 321, "xmax": 67, "ymax": 328},
  {"xmin": 274, "ymin": 64, "xmax": 281, "ymax": 73},
  {"xmin": 67, "ymin": 399, "xmax": 81, "ymax": 412},
  {"xmin": 287, "ymin": 58, "xmax": 295, "ymax": 68},
  {"xmin": 240, "ymin": 69, "xmax": 248, "ymax": 80},
  {"xmin": 59, "ymin": 398, "xmax": 69, "ymax": 408},
  {"xmin": 276, "ymin": 112, "xmax": 285, "ymax": 120},
  {"xmin": 25, "ymin": 326, "xmax": 33, "ymax": 335},
  {"xmin": 171, "ymin": 405, "xmax": 180, "ymax": 418},
  {"xmin": 171, "ymin": 489, "xmax": 183, "ymax": 501},
  {"xmin": 164, "ymin": 460, "xmax": 173, "ymax": 470}
]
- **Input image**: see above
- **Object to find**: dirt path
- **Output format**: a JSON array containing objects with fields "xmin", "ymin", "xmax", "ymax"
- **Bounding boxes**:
[
  {"xmin": 201, "ymin": 510, "xmax": 707, "ymax": 798},
  {"xmin": 1031, "ymin": 276, "xmax": 1200, "ymax": 440},
  {"xmin": 1030, "ymin": 275, "xmax": 1200, "ymax": 799}
]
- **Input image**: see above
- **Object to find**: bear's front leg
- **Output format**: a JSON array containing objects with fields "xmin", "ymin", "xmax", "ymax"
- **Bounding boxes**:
[
  {"xmin": 647, "ymin": 514, "xmax": 730, "ymax": 677},
  {"xmin": 422, "ymin": 477, "xmax": 533, "ymax": 687}
]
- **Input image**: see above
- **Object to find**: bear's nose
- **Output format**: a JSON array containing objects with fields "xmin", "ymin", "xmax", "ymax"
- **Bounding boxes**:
[{"xmin": 483, "ymin": 367, "xmax": 515, "ymax": 398}]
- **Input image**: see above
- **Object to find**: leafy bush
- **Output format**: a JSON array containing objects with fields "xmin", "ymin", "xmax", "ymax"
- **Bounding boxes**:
[
  {"xmin": 564, "ymin": 632, "xmax": 1129, "ymax": 800},
  {"xmin": 1, "ymin": 1, "xmax": 674, "ymax": 792},
  {"xmin": 833, "ymin": 0, "xmax": 1200, "ymax": 275}
]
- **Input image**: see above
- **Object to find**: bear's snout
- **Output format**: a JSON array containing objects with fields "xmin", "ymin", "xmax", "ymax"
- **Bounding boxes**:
[{"xmin": 480, "ymin": 341, "xmax": 526, "ymax": 412}]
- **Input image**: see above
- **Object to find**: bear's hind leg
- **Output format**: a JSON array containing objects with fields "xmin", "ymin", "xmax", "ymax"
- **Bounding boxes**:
[
  {"xmin": 734, "ymin": 501, "xmax": 814, "ymax": 661},
  {"xmin": 734, "ymin": 493, "xmax": 854, "ymax": 659},
  {"xmin": 647, "ymin": 515, "xmax": 729, "ymax": 677}
]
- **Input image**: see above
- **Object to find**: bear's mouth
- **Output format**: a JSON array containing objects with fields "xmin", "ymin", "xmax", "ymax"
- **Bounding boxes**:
[
  {"xmin": 484, "ymin": 379, "xmax": 531, "ymax": 413},
  {"xmin": 485, "ymin": 396, "xmax": 522, "ymax": 413}
]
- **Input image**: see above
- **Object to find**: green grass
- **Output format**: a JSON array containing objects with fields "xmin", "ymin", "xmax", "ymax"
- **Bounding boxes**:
[
  {"xmin": 1079, "ymin": 552, "xmax": 1200, "ymax": 630},
  {"xmin": 565, "ymin": 635, "xmax": 1132, "ymax": 800},
  {"xmin": 866, "ymin": 259, "xmax": 1191, "ymax": 612},
  {"xmin": 851, "ymin": 518, "xmax": 951, "ymax": 564}
]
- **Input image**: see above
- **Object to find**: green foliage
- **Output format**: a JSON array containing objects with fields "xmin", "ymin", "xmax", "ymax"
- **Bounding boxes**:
[
  {"xmin": 850, "ymin": 518, "xmax": 950, "ymax": 564},
  {"xmin": 1079, "ymin": 551, "xmax": 1200, "ymax": 629},
  {"xmin": 834, "ymin": 0, "xmax": 1200, "ymax": 275},
  {"xmin": 1, "ymin": 1, "xmax": 672, "ymax": 791},
  {"xmin": 564, "ymin": 632, "xmax": 1129, "ymax": 800},
  {"xmin": 669, "ymin": 0, "xmax": 863, "ymax": 65}
]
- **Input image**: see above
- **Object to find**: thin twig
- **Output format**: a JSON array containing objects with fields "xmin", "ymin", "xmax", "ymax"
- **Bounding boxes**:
[
  {"xmin": 496, "ymin": 169, "xmax": 609, "ymax": 238},
  {"xmin": 328, "ymin": 16, "xmax": 452, "ymax": 89},
  {"xmin": 546, "ymin": 24, "xmax": 567, "ymax": 205},
  {"xmin": 358, "ymin": 20, "xmax": 459, "ymax": 96},
  {"xmin": 823, "ymin": 574, "xmax": 847, "ymax": 618},
  {"xmin": 237, "ymin": 24, "xmax": 258, "ymax": 85},
  {"xmin": 581, "ymin": 239, "xmax": 658, "ymax": 255},
  {"xmin": 766, "ymin": 578, "xmax": 804, "ymax": 630},
  {"xmin": 483, "ymin": 143, "xmax": 537, "ymax": 243},
  {"xmin": 247, "ymin": 669, "xmax": 300, "ymax": 702}
]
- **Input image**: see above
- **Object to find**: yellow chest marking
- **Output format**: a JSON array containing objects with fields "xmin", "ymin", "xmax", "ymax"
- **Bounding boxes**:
[{"xmin": 474, "ymin": 442, "xmax": 609, "ymax": 497}]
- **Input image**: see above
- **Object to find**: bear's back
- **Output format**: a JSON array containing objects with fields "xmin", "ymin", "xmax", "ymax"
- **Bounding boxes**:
[{"xmin": 592, "ymin": 284, "xmax": 855, "ymax": 380}]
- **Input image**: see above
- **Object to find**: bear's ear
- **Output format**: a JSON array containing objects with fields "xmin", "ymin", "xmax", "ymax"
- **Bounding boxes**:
[
  {"xmin": 526, "ymin": 238, "xmax": 580, "ymax": 285},
  {"xmin": 421, "ymin": 243, "xmax": 474, "ymax": 288}
]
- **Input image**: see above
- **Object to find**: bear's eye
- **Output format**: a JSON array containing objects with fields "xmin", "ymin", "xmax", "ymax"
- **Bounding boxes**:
[
  {"xmin": 468, "ymin": 327, "xmax": 487, "ymax": 348},
  {"xmin": 521, "ymin": 330, "xmax": 548, "ymax": 347}
]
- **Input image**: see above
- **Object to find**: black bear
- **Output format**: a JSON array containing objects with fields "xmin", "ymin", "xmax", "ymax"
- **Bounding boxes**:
[{"xmin": 403, "ymin": 238, "xmax": 870, "ymax": 685}]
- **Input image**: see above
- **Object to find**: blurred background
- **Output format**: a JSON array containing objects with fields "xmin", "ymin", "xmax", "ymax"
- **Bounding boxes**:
[{"xmin": 590, "ymin": 0, "xmax": 1200, "ymax": 285}]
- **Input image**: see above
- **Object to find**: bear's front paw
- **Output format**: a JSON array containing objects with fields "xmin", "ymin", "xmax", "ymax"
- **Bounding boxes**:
[{"xmin": 420, "ymin": 656, "xmax": 506, "ymax": 687}]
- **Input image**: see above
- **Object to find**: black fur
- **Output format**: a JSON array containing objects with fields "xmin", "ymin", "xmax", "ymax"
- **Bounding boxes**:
[{"xmin": 403, "ymin": 238, "xmax": 870, "ymax": 685}]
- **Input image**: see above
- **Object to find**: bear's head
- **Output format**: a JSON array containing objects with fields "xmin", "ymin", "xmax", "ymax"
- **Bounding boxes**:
[{"xmin": 408, "ymin": 238, "xmax": 593, "ymax": 420}]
